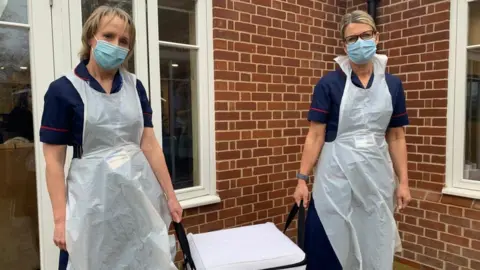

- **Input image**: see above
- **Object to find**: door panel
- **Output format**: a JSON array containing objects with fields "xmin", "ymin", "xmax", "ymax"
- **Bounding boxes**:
[{"xmin": 0, "ymin": 0, "xmax": 38, "ymax": 269}]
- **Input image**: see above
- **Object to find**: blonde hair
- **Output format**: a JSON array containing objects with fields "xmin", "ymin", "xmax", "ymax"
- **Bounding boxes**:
[
  {"xmin": 79, "ymin": 5, "xmax": 136, "ymax": 63},
  {"xmin": 339, "ymin": 10, "xmax": 377, "ymax": 40}
]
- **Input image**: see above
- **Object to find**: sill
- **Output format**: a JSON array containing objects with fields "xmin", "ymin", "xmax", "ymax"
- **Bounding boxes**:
[
  {"xmin": 179, "ymin": 194, "xmax": 221, "ymax": 209},
  {"xmin": 442, "ymin": 187, "xmax": 480, "ymax": 200}
]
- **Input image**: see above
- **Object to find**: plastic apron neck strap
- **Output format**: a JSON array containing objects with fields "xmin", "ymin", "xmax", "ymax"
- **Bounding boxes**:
[
  {"xmin": 372, "ymin": 54, "xmax": 388, "ymax": 75},
  {"xmin": 334, "ymin": 55, "xmax": 352, "ymax": 76}
]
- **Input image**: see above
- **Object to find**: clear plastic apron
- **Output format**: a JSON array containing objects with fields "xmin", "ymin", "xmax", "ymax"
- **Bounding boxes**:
[
  {"xmin": 312, "ymin": 54, "xmax": 402, "ymax": 270},
  {"xmin": 64, "ymin": 70, "xmax": 177, "ymax": 270}
]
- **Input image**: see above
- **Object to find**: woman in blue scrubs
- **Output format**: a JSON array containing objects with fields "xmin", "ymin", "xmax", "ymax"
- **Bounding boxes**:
[
  {"xmin": 293, "ymin": 10, "xmax": 411, "ymax": 270},
  {"xmin": 41, "ymin": 6, "xmax": 181, "ymax": 270}
]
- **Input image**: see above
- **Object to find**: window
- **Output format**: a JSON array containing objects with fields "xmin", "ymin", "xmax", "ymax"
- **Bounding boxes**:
[
  {"xmin": 147, "ymin": 0, "xmax": 218, "ymax": 207},
  {"xmin": 446, "ymin": 0, "xmax": 480, "ymax": 198}
]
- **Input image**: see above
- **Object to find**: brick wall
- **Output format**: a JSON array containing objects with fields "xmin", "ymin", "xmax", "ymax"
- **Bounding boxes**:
[
  {"xmin": 176, "ymin": 0, "xmax": 480, "ymax": 269},
  {"xmin": 347, "ymin": 0, "xmax": 480, "ymax": 269},
  {"xmin": 177, "ymin": 0, "xmax": 346, "ymax": 258}
]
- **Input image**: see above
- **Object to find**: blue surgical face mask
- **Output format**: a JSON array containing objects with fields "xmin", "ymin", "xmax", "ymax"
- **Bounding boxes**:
[
  {"xmin": 346, "ymin": 38, "xmax": 377, "ymax": 65},
  {"xmin": 92, "ymin": 38, "xmax": 129, "ymax": 70}
]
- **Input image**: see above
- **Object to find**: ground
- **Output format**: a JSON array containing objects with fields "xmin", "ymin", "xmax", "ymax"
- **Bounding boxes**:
[{"xmin": 395, "ymin": 261, "xmax": 416, "ymax": 270}]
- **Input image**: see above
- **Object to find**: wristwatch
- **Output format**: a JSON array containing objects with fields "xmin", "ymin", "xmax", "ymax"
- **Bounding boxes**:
[{"xmin": 296, "ymin": 173, "xmax": 309, "ymax": 183}]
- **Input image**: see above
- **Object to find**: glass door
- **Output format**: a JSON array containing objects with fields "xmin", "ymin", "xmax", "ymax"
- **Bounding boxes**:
[
  {"xmin": 0, "ymin": 0, "xmax": 56, "ymax": 269},
  {"xmin": 0, "ymin": 1, "xmax": 39, "ymax": 269}
]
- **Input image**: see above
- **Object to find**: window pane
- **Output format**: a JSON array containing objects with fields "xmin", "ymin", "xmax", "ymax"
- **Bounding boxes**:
[
  {"xmin": 159, "ymin": 46, "xmax": 198, "ymax": 189},
  {"xmin": 158, "ymin": 0, "xmax": 196, "ymax": 44},
  {"xmin": 464, "ymin": 49, "xmax": 480, "ymax": 180},
  {"xmin": 81, "ymin": 0, "xmax": 135, "ymax": 72},
  {"xmin": 0, "ymin": 26, "xmax": 40, "ymax": 269},
  {"xmin": 0, "ymin": 0, "xmax": 28, "ymax": 24},
  {"xmin": 469, "ymin": 0, "xmax": 480, "ymax": 46}
]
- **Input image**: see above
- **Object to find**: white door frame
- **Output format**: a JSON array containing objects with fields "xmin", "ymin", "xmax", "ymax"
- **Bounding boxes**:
[{"xmin": 29, "ymin": 0, "xmax": 57, "ymax": 269}]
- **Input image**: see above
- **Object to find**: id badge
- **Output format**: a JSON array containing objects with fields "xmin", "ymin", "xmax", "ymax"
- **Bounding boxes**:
[{"xmin": 354, "ymin": 134, "xmax": 376, "ymax": 148}]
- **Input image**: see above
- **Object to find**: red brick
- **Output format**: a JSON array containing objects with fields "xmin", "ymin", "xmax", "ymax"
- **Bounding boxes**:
[
  {"xmin": 472, "ymin": 260, "xmax": 480, "ymax": 270},
  {"xmin": 440, "ymin": 233, "xmax": 470, "ymax": 248},
  {"xmin": 441, "ymin": 195, "xmax": 474, "ymax": 208},
  {"xmin": 416, "ymin": 254, "xmax": 444, "ymax": 269},
  {"xmin": 172, "ymin": 1, "xmax": 480, "ymax": 269}
]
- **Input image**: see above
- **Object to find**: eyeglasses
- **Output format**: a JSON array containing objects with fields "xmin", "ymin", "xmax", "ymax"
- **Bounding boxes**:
[{"xmin": 344, "ymin": 30, "xmax": 376, "ymax": 45}]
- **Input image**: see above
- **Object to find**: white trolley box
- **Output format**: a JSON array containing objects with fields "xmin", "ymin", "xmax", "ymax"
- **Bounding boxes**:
[{"xmin": 174, "ymin": 203, "xmax": 307, "ymax": 270}]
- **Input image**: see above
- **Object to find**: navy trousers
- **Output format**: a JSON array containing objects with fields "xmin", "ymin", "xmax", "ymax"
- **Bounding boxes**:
[
  {"xmin": 304, "ymin": 198, "xmax": 342, "ymax": 270},
  {"xmin": 58, "ymin": 250, "xmax": 68, "ymax": 270}
]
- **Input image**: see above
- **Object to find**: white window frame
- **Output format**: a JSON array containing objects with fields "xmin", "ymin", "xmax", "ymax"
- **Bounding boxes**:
[
  {"xmin": 146, "ymin": 0, "xmax": 219, "ymax": 208},
  {"xmin": 445, "ymin": 0, "xmax": 480, "ymax": 199},
  {"xmin": 28, "ymin": 0, "xmax": 57, "ymax": 269}
]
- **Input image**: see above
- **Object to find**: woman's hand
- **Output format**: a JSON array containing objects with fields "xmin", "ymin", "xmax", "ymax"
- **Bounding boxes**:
[
  {"xmin": 293, "ymin": 181, "xmax": 309, "ymax": 208},
  {"xmin": 396, "ymin": 183, "xmax": 411, "ymax": 211},
  {"xmin": 168, "ymin": 197, "xmax": 183, "ymax": 223},
  {"xmin": 54, "ymin": 221, "xmax": 67, "ymax": 250}
]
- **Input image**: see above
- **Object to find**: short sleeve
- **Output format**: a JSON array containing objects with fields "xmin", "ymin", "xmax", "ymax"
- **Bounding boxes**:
[
  {"xmin": 40, "ymin": 80, "xmax": 73, "ymax": 145},
  {"xmin": 136, "ymin": 79, "xmax": 154, "ymax": 128},
  {"xmin": 307, "ymin": 79, "xmax": 330, "ymax": 123},
  {"xmin": 388, "ymin": 80, "xmax": 409, "ymax": 128}
]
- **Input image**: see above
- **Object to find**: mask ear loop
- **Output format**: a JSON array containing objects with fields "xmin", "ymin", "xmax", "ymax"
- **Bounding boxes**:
[{"xmin": 90, "ymin": 36, "xmax": 99, "ymax": 55}]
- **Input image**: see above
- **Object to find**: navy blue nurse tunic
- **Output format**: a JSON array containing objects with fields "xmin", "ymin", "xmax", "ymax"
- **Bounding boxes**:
[
  {"xmin": 39, "ymin": 60, "xmax": 154, "ymax": 270},
  {"xmin": 304, "ymin": 69, "xmax": 409, "ymax": 270}
]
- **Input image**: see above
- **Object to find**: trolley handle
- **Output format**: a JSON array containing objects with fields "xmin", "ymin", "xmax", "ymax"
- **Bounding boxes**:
[
  {"xmin": 283, "ymin": 200, "xmax": 306, "ymax": 251},
  {"xmin": 173, "ymin": 222, "xmax": 197, "ymax": 270},
  {"xmin": 262, "ymin": 200, "xmax": 307, "ymax": 270}
]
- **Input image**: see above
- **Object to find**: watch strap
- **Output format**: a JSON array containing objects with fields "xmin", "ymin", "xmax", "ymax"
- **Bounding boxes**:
[{"xmin": 296, "ymin": 173, "xmax": 309, "ymax": 182}]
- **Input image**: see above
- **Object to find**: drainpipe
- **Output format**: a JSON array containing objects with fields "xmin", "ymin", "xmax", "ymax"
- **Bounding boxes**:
[{"xmin": 367, "ymin": 0, "xmax": 380, "ymax": 24}]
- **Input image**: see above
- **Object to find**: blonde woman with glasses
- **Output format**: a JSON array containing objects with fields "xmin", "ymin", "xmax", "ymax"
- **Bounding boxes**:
[
  {"xmin": 293, "ymin": 10, "xmax": 411, "ymax": 270},
  {"xmin": 40, "ymin": 6, "xmax": 181, "ymax": 270}
]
